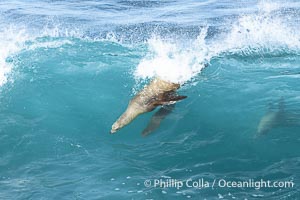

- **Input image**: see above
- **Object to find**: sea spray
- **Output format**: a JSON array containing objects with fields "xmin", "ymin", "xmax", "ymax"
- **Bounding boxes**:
[
  {"xmin": 134, "ymin": 27, "xmax": 210, "ymax": 84},
  {"xmin": 211, "ymin": 1, "xmax": 300, "ymax": 55},
  {"xmin": 0, "ymin": 27, "xmax": 29, "ymax": 86},
  {"xmin": 134, "ymin": 1, "xmax": 300, "ymax": 85}
]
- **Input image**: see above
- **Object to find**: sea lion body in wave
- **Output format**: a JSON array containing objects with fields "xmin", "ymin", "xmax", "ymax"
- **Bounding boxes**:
[{"xmin": 111, "ymin": 78, "xmax": 186, "ymax": 134}]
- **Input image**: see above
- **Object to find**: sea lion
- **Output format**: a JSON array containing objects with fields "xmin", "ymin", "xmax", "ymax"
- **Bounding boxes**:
[
  {"xmin": 257, "ymin": 98, "xmax": 285, "ymax": 135},
  {"xmin": 256, "ymin": 98, "xmax": 300, "ymax": 136},
  {"xmin": 110, "ymin": 78, "xmax": 187, "ymax": 134}
]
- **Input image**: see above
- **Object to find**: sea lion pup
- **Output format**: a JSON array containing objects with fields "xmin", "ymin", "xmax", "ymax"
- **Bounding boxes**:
[{"xmin": 110, "ymin": 78, "xmax": 187, "ymax": 134}]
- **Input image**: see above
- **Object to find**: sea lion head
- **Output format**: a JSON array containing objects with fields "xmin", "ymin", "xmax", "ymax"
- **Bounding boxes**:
[{"xmin": 110, "ymin": 102, "xmax": 144, "ymax": 134}]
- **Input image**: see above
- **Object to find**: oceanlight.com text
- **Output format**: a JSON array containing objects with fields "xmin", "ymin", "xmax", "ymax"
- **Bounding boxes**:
[{"xmin": 143, "ymin": 178, "xmax": 294, "ymax": 190}]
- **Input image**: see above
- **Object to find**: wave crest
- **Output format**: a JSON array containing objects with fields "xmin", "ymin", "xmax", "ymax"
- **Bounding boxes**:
[{"xmin": 134, "ymin": 1, "xmax": 300, "ymax": 83}]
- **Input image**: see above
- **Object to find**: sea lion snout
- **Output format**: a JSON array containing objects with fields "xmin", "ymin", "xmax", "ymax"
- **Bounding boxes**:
[
  {"xmin": 111, "ymin": 122, "xmax": 120, "ymax": 134},
  {"xmin": 110, "ymin": 129, "xmax": 117, "ymax": 134}
]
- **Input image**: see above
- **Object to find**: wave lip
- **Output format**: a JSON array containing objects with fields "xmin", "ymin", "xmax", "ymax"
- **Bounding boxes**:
[
  {"xmin": 134, "ymin": 1, "xmax": 300, "ymax": 84},
  {"xmin": 214, "ymin": 1, "xmax": 300, "ymax": 55},
  {"xmin": 0, "ymin": 24, "xmax": 86, "ymax": 87}
]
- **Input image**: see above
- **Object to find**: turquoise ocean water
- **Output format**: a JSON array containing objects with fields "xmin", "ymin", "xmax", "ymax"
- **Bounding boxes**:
[{"xmin": 0, "ymin": 0, "xmax": 300, "ymax": 199}]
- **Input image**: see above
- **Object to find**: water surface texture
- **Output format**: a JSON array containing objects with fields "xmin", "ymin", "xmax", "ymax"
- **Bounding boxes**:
[{"xmin": 0, "ymin": 0, "xmax": 300, "ymax": 199}]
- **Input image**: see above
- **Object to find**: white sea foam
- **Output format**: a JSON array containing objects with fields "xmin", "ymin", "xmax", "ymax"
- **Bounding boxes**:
[
  {"xmin": 134, "ymin": 27, "xmax": 210, "ymax": 84},
  {"xmin": 216, "ymin": 9, "xmax": 300, "ymax": 54},
  {"xmin": 0, "ymin": 27, "xmax": 29, "ymax": 86},
  {"xmin": 40, "ymin": 24, "xmax": 83, "ymax": 38},
  {"xmin": 134, "ymin": 1, "xmax": 300, "ymax": 84}
]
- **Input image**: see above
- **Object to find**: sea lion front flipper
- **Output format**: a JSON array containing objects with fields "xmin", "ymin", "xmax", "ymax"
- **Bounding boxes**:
[
  {"xmin": 141, "ymin": 104, "xmax": 176, "ymax": 137},
  {"xmin": 152, "ymin": 95, "xmax": 187, "ymax": 106}
]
